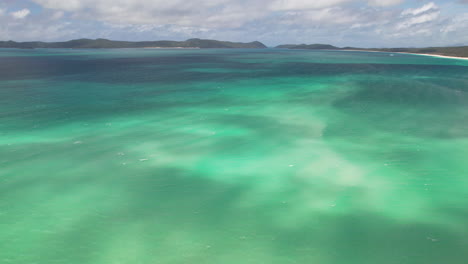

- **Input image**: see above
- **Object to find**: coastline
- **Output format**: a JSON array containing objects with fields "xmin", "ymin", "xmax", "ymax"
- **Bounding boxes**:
[
  {"xmin": 341, "ymin": 49, "xmax": 468, "ymax": 61},
  {"xmin": 143, "ymin": 47, "xmax": 200, "ymax": 49},
  {"xmin": 397, "ymin": 52, "xmax": 468, "ymax": 61}
]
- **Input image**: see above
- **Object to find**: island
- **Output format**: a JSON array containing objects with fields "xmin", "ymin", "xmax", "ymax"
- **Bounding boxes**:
[{"xmin": 0, "ymin": 38, "xmax": 267, "ymax": 49}]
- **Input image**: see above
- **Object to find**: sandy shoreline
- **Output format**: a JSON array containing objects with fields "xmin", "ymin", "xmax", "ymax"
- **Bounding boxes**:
[
  {"xmin": 398, "ymin": 52, "xmax": 468, "ymax": 61},
  {"xmin": 142, "ymin": 47, "xmax": 200, "ymax": 49},
  {"xmin": 341, "ymin": 49, "xmax": 468, "ymax": 61}
]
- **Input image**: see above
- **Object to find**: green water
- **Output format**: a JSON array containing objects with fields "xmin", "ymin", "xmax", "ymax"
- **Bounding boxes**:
[{"xmin": 1, "ymin": 48, "xmax": 468, "ymax": 263}]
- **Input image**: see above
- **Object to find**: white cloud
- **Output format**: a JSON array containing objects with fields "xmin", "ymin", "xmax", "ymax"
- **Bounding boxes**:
[
  {"xmin": 33, "ymin": 0, "xmax": 256, "ymax": 28},
  {"xmin": 280, "ymin": 7, "xmax": 361, "ymax": 26},
  {"xmin": 51, "ymin": 11, "xmax": 64, "ymax": 20},
  {"xmin": 10, "ymin": 8, "xmax": 30, "ymax": 19},
  {"xmin": 367, "ymin": 0, "xmax": 404, "ymax": 7},
  {"xmin": 441, "ymin": 12, "xmax": 468, "ymax": 33},
  {"xmin": 30, "ymin": 0, "xmax": 403, "ymax": 28},
  {"xmin": 32, "ymin": 0, "xmax": 83, "ymax": 12},
  {"xmin": 270, "ymin": 0, "xmax": 352, "ymax": 11},
  {"xmin": 0, "ymin": 19, "xmax": 74, "ymax": 41},
  {"xmin": 401, "ymin": 2, "xmax": 438, "ymax": 16},
  {"xmin": 396, "ymin": 11, "xmax": 440, "ymax": 30},
  {"xmin": 397, "ymin": 2, "xmax": 440, "ymax": 30}
]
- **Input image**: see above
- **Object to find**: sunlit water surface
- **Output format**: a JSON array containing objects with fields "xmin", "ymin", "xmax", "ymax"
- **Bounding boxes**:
[{"xmin": 1, "ymin": 48, "xmax": 468, "ymax": 264}]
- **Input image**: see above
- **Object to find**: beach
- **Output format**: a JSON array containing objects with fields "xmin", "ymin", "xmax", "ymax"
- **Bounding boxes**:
[
  {"xmin": 402, "ymin": 52, "xmax": 468, "ymax": 60},
  {"xmin": 342, "ymin": 49, "xmax": 468, "ymax": 61}
]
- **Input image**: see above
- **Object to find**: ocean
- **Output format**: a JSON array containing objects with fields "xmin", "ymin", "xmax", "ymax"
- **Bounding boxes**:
[{"xmin": 1, "ymin": 48, "xmax": 468, "ymax": 264}]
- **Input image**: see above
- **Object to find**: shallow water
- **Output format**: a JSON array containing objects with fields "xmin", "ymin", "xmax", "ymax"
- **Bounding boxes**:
[{"xmin": 1, "ymin": 48, "xmax": 468, "ymax": 264}]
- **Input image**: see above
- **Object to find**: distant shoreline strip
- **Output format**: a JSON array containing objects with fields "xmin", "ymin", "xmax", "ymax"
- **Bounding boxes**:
[{"xmin": 341, "ymin": 49, "xmax": 468, "ymax": 61}]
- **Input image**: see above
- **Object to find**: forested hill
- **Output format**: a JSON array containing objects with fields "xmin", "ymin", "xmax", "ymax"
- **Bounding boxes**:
[
  {"xmin": 276, "ymin": 44, "xmax": 339, "ymax": 49},
  {"xmin": 0, "ymin": 38, "xmax": 267, "ymax": 49}
]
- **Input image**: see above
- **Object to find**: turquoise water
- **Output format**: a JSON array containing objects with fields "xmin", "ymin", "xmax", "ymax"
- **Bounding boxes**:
[{"xmin": 1, "ymin": 48, "xmax": 468, "ymax": 264}]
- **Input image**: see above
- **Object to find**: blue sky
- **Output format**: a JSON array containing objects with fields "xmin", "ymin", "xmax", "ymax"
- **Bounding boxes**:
[{"xmin": 1, "ymin": 0, "xmax": 467, "ymax": 47}]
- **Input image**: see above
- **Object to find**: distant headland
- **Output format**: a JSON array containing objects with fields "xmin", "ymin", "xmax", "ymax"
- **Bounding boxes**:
[{"xmin": 0, "ymin": 38, "xmax": 267, "ymax": 49}]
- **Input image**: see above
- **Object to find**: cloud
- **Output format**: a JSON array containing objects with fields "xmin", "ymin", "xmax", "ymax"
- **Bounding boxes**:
[
  {"xmin": 401, "ymin": 2, "xmax": 438, "ymax": 16},
  {"xmin": 10, "ymin": 8, "xmax": 30, "ymax": 19},
  {"xmin": 270, "ymin": 0, "xmax": 352, "ymax": 11},
  {"xmin": 367, "ymin": 0, "xmax": 404, "ymax": 7},
  {"xmin": 396, "ymin": 11, "xmax": 440, "ymax": 30},
  {"xmin": 51, "ymin": 11, "xmax": 64, "ymax": 20},
  {"xmin": 32, "ymin": 0, "xmax": 82, "ymax": 12},
  {"xmin": 441, "ymin": 12, "xmax": 468, "ymax": 34},
  {"xmin": 30, "ymin": 0, "xmax": 407, "ymax": 28},
  {"xmin": 397, "ymin": 3, "xmax": 440, "ymax": 29},
  {"xmin": 0, "ymin": 6, "xmax": 78, "ymax": 41},
  {"xmin": 32, "ymin": 0, "xmax": 264, "ymax": 28},
  {"xmin": 0, "ymin": 0, "xmax": 466, "ymax": 47},
  {"xmin": 280, "ymin": 7, "xmax": 362, "ymax": 26}
]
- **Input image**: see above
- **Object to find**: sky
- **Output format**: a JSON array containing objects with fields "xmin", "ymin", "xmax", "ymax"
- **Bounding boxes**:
[{"xmin": 0, "ymin": 0, "xmax": 467, "ymax": 47}]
